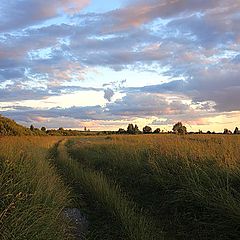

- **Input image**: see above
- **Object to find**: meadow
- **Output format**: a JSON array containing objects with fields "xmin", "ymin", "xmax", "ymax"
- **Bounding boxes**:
[
  {"xmin": 0, "ymin": 136, "xmax": 73, "ymax": 240},
  {"xmin": 1, "ymin": 134, "xmax": 240, "ymax": 239}
]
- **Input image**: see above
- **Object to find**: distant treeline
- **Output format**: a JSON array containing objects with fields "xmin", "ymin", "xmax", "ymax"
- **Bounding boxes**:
[
  {"xmin": 116, "ymin": 122, "xmax": 186, "ymax": 134},
  {"xmin": 0, "ymin": 115, "xmax": 239, "ymax": 136},
  {"xmin": 116, "ymin": 122, "xmax": 240, "ymax": 135},
  {"xmin": 0, "ymin": 115, "xmax": 93, "ymax": 136}
]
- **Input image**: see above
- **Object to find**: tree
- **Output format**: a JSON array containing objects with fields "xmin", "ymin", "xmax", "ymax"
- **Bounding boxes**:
[
  {"xmin": 30, "ymin": 125, "xmax": 34, "ymax": 131},
  {"xmin": 126, "ymin": 124, "xmax": 142, "ymax": 134},
  {"xmin": 117, "ymin": 128, "xmax": 126, "ymax": 134},
  {"xmin": 134, "ymin": 124, "xmax": 141, "ymax": 134},
  {"xmin": 41, "ymin": 126, "xmax": 46, "ymax": 132},
  {"xmin": 153, "ymin": 128, "xmax": 161, "ymax": 133},
  {"xmin": 172, "ymin": 122, "xmax": 187, "ymax": 134},
  {"xmin": 234, "ymin": 127, "xmax": 240, "ymax": 134},
  {"xmin": 143, "ymin": 126, "xmax": 152, "ymax": 134},
  {"xmin": 58, "ymin": 127, "xmax": 64, "ymax": 131},
  {"xmin": 223, "ymin": 128, "xmax": 232, "ymax": 134},
  {"xmin": 127, "ymin": 124, "xmax": 135, "ymax": 134}
]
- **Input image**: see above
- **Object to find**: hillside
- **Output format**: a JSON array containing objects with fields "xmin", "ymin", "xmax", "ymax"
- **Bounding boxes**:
[{"xmin": 0, "ymin": 115, "xmax": 33, "ymax": 136}]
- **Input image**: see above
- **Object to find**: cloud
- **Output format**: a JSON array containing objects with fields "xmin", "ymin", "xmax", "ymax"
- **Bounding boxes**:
[
  {"xmin": 92, "ymin": 0, "xmax": 217, "ymax": 32},
  {"xmin": 0, "ymin": 0, "xmax": 90, "ymax": 32},
  {"xmin": 107, "ymin": 93, "xmax": 192, "ymax": 117},
  {"xmin": 104, "ymin": 88, "xmax": 115, "ymax": 102},
  {"xmin": 1, "ymin": 91, "xmax": 238, "ymax": 131},
  {"xmin": 0, "ymin": 82, "xmax": 103, "ymax": 102},
  {"xmin": 0, "ymin": 92, "xmax": 196, "ymax": 122},
  {"xmin": 232, "ymin": 54, "xmax": 240, "ymax": 64},
  {"xmin": 0, "ymin": 0, "xmax": 240, "ymax": 130},
  {"xmin": 168, "ymin": 10, "xmax": 240, "ymax": 47},
  {"xmin": 127, "ymin": 63, "xmax": 240, "ymax": 113}
]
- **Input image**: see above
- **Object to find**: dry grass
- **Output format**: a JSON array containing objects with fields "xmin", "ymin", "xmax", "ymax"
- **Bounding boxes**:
[
  {"xmin": 67, "ymin": 134, "xmax": 240, "ymax": 240},
  {"xmin": 55, "ymin": 140, "xmax": 163, "ymax": 240},
  {"xmin": 0, "ymin": 136, "xmax": 73, "ymax": 240},
  {"xmin": 2, "ymin": 134, "xmax": 240, "ymax": 239}
]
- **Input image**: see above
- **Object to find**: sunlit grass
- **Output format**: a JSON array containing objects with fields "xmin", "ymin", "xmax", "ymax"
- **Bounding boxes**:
[
  {"xmin": 55, "ymin": 140, "xmax": 163, "ymax": 240},
  {"xmin": 0, "ymin": 137, "xmax": 72, "ymax": 240},
  {"xmin": 2, "ymin": 134, "xmax": 240, "ymax": 239},
  {"xmin": 67, "ymin": 134, "xmax": 240, "ymax": 239}
]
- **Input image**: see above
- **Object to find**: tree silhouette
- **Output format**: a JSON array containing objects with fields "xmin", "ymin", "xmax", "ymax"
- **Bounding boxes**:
[
  {"xmin": 126, "ymin": 124, "xmax": 141, "ymax": 134},
  {"xmin": 223, "ymin": 128, "xmax": 232, "ymax": 134},
  {"xmin": 172, "ymin": 122, "xmax": 187, "ymax": 134},
  {"xmin": 143, "ymin": 126, "xmax": 152, "ymax": 134},
  {"xmin": 134, "ymin": 124, "xmax": 141, "ymax": 134},
  {"xmin": 117, "ymin": 128, "xmax": 126, "ymax": 134},
  {"xmin": 234, "ymin": 127, "xmax": 239, "ymax": 134},
  {"xmin": 127, "ymin": 124, "xmax": 135, "ymax": 134},
  {"xmin": 41, "ymin": 126, "xmax": 46, "ymax": 132},
  {"xmin": 153, "ymin": 128, "xmax": 161, "ymax": 133}
]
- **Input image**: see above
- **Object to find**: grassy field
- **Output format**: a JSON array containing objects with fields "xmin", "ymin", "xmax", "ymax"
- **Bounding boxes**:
[
  {"xmin": 1, "ymin": 134, "xmax": 240, "ymax": 239},
  {"xmin": 0, "ymin": 136, "xmax": 73, "ymax": 240}
]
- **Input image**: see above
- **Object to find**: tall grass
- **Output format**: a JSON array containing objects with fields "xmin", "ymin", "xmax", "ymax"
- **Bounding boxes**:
[
  {"xmin": 67, "ymin": 134, "xmax": 240, "ymax": 239},
  {"xmin": 0, "ymin": 137, "xmax": 72, "ymax": 240},
  {"xmin": 55, "ymin": 140, "xmax": 164, "ymax": 240},
  {"xmin": 2, "ymin": 134, "xmax": 240, "ymax": 239}
]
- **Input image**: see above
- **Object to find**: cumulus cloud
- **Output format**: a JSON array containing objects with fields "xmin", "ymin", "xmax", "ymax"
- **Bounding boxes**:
[
  {"xmin": 1, "ymin": 91, "xmax": 238, "ymax": 131},
  {"xmin": 0, "ymin": 0, "xmax": 90, "ymax": 32},
  {"xmin": 0, "ymin": 82, "xmax": 103, "ymax": 102},
  {"xmin": 132, "ymin": 64, "xmax": 240, "ymax": 112},
  {"xmin": 0, "ymin": 92, "xmax": 198, "ymax": 122},
  {"xmin": 83, "ymin": 0, "xmax": 217, "ymax": 32}
]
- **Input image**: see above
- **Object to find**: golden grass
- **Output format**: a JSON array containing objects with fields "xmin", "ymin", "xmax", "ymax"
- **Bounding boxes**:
[
  {"xmin": 55, "ymin": 139, "xmax": 163, "ymax": 240},
  {"xmin": 0, "ymin": 136, "xmax": 73, "ymax": 240},
  {"xmin": 67, "ymin": 134, "xmax": 240, "ymax": 239},
  {"xmin": 2, "ymin": 134, "xmax": 240, "ymax": 239}
]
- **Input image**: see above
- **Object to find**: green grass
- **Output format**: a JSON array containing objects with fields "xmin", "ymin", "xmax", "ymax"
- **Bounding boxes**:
[
  {"xmin": 66, "ymin": 135, "xmax": 240, "ymax": 240},
  {"xmin": 54, "ymin": 139, "xmax": 163, "ymax": 240},
  {"xmin": 0, "ymin": 137, "xmax": 72, "ymax": 240},
  {"xmin": 2, "ymin": 134, "xmax": 240, "ymax": 239}
]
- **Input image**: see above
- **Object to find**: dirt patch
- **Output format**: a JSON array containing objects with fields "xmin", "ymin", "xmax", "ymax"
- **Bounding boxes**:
[{"xmin": 63, "ymin": 208, "xmax": 88, "ymax": 239}]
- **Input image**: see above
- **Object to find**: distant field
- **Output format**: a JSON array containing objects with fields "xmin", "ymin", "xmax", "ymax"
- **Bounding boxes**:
[{"xmin": 1, "ymin": 135, "xmax": 240, "ymax": 239}]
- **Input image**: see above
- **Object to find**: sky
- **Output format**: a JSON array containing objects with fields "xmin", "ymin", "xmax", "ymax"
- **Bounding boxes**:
[{"xmin": 0, "ymin": 0, "xmax": 240, "ymax": 132}]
